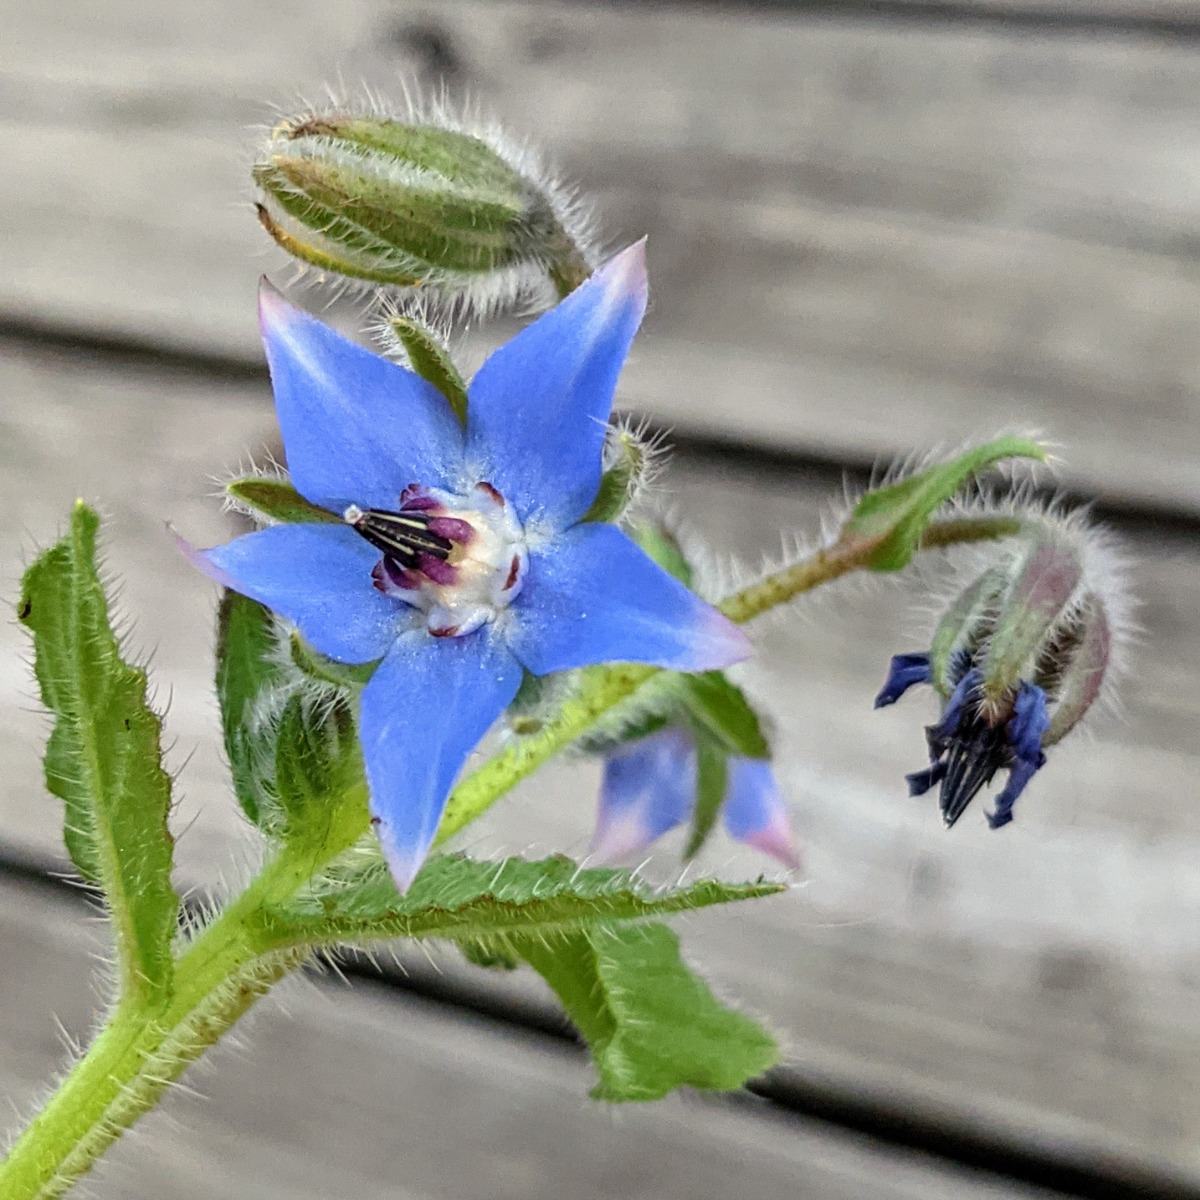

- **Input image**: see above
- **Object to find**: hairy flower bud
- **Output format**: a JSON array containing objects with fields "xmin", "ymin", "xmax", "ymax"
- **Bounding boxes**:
[
  {"xmin": 254, "ymin": 110, "xmax": 595, "ymax": 305},
  {"xmin": 876, "ymin": 514, "xmax": 1129, "ymax": 829}
]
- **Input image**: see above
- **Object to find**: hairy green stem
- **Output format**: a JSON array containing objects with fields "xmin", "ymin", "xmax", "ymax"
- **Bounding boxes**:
[
  {"xmin": 0, "ymin": 512, "xmax": 1016, "ymax": 1197},
  {"xmin": 0, "ymin": 788, "xmax": 367, "ymax": 1200}
]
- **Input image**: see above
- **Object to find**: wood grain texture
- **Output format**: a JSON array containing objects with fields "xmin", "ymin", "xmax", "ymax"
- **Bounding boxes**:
[
  {"xmin": 1, "ymin": 346, "xmax": 1198, "ymax": 1179},
  {"xmin": 3, "ymin": 0, "xmax": 1200, "ymax": 511},
  {"xmin": 2, "ymin": 879, "xmax": 1065, "ymax": 1200}
]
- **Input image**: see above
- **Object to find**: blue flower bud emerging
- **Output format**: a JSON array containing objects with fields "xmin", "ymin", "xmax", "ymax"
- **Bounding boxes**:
[{"xmin": 875, "ymin": 517, "xmax": 1128, "ymax": 829}]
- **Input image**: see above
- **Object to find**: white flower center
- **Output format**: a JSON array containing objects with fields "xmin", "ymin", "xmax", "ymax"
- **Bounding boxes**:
[{"xmin": 344, "ymin": 481, "xmax": 527, "ymax": 639}]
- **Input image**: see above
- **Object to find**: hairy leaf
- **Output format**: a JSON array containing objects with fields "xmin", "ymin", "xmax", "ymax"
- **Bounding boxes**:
[
  {"xmin": 216, "ymin": 591, "xmax": 286, "ymax": 826},
  {"xmin": 685, "ymin": 738, "xmax": 729, "ymax": 860},
  {"xmin": 842, "ymin": 436, "xmax": 1046, "ymax": 571},
  {"xmin": 522, "ymin": 922, "xmax": 779, "ymax": 1101},
  {"xmin": 260, "ymin": 853, "xmax": 781, "ymax": 948},
  {"xmin": 19, "ymin": 502, "xmax": 178, "ymax": 1005}
]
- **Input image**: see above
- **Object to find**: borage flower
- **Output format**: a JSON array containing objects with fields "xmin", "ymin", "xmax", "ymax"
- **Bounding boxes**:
[
  {"xmin": 875, "ymin": 519, "xmax": 1127, "ymax": 829},
  {"xmin": 191, "ymin": 244, "xmax": 750, "ymax": 888},
  {"xmin": 590, "ymin": 728, "xmax": 799, "ymax": 869}
]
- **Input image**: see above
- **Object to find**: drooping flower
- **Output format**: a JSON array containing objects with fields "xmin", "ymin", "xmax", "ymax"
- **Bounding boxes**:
[
  {"xmin": 590, "ymin": 727, "xmax": 799, "ymax": 869},
  {"xmin": 189, "ymin": 244, "xmax": 750, "ymax": 888},
  {"xmin": 875, "ymin": 517, "xmax": 1128, "ymax": 829}
]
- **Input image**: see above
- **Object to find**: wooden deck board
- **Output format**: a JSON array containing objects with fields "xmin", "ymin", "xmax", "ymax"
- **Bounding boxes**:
[
  {"xmin": 1, "ymin": 345, "xmax": 1198, "ymax": 1177},
  {"xmin": 2, "ymin": 878, "xmax": 1064, "ymax": 1200},
  {"xmin": 3, "ymin": 1, "xmax": 1200, "ymax": 510}
]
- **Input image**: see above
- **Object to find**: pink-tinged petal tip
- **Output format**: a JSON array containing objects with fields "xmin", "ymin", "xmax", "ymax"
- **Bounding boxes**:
[
  {"xmin": 594, "ymin": 239, "xmax": 648, "ymax": 309},
  {"xmin": 588, "ymin": 809, "xmax": 661, "ymax": 866},
  {"xmin": 374, "ymin": 817, "xmax": 428, "ymax": 895},
  {"xmin": 722, "ymin": 758, "xmax": 801, "ymax": 871},
  {"xmin": 168, "ymin": 525, "xmax": 238, "ymax": 591},
  {"xmin": 738, "ymin": 814, "xmax": 802, "ymax": 872}
]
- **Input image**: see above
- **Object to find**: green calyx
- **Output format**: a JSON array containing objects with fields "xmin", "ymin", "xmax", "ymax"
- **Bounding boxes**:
[{"xmin": 254, "ymin": 114, "xmax": 590, "ymax": 294}]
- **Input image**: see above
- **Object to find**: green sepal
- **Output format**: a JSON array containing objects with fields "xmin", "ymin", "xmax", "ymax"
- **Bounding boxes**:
[
  {"xmin": 520, "ymin": 923, "xmax": 779, "ymax": 1102},
  {"xmin": 216, "ymin": 592, "xmax": 287, "ymax": 826},
  {"xmin": 684, "ymin": 738, "xmax": 729, "ymax": 860},
  {"xmin": 388, "ymin": 317, "xmax": 469, "ymax": 423},
  {"xmin": 682, "ymin": 672, "xmax": 770, "ymax": 759},
  {"xmin": 288, "ymin": 631, "xmax": 378, "ymax": 690},
  {"xmin": 226, "ymin": 477, "xmax": 339, "ymax": 525},
  {"xmin": 258, "ymin": 853, "xmax": 782, "ymax": 950},
  {"xmin": 582, "ymin": 429, "xmax": 647, "ymax": 524},
  {"xmin": 630, "ymin": 522, "xmax": 692, "ymax": 586},
  {"xmin": 271, "ymin": 692, "xmax": 363, "ymax": 842},
  {"xmin": 841, "ymin": 436, "xmax": 1047, "ymax": 571},
  {"xmin": 19, "ymin": 501, "xmax": 178, "ymax": 1006},
  {"xmin": 928, "ymin": 566, "xmax": 1007, "ymax": 698}
]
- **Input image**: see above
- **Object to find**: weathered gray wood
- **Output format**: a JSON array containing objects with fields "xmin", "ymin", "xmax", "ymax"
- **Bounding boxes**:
[
  {"xmin": 3, "ymin": 0, "xmax": 1200, "ymax": 511},
  {"xmin": 2, "ymin": 345, "xmax": 1199, "ymax": 1179},
  {"xmin": 884, "ymin": 0, "xmax": 1200, "ymax": 18},
  {"xmin": 1, "ymin": 879, "xmax": 1063, "ymax": 1200}
]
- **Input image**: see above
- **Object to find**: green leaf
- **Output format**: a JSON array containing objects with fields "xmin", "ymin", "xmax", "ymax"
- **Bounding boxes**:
[
  {"xmin": 19, "ymin": 502, "xmax": 178, "ymax": 1005},
  {"xmin": 226, "ymin": 477, "xmax": 340, "ymax": 525},
  {"xmin": 216, "ymin": 592, "xmax": 287, "ymax": 826},
  {"xmin": 684, "ymin": 739, "xmax": 729, "ymax": 860},
  {"xmin": 841, "ymin": 436, "xmax": 1047, "ymax": 571},
  {"xmin": 260, "ymin": 853, "xmax": 782, "ymax": 949},
  {"xmin": 388, "ymin": 317, "xmax": 469, "ymax": 423},
  {"xmin": 521, "ymin": 922, "xmax": 779, "ymax": 1101},
  {"xmin": 288, "ymin": 630, "xmax": 378, "ymax": 690},
  {"xmin": 682, "ymin": 672, "xmax": 770, "ymax": 758}
]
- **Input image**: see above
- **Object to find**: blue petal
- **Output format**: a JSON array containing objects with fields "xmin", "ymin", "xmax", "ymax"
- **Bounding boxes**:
[
  {"xmin": 873, "ymin": 652, "xmax": 932, "ymax": 708},
  {"xmin": 1008, "ymin": 681, "xmax": 1051, "ymax": 765},
  {"xmin": 506, "ymin": 523, "xmax": 750, "ymax": 675},
  {"xmin": 465, "ymin": 243, "xmax": 648, "ymax": 532},
  {"xmin": 988, "ymin": 682, "xmax": 1050, "ymax": 829},
  {"xmin": 361, "ymin": 627, "xmax": 523, "ymax": 891},
  {"xmin": 259, "ymin": 284, "xmax": 464, "ymax": 511},
  {"xmin": 590, "ymin": 729, "xmax": 697, "ymax": 863},
  {"xmin": 200, "ymin": 524, "xmax": 402, "ymax": 663},
  {"xmin": 722, "ymin": 758, "xmax": 800, "ymax": 869},
  {"xmin": 905, "ymin": 760, "xmax": 947, "ymax": 797},
  {"xmin": 928, "ymin": 668, "xmax": 982, "ymax": 745},
  {"xmin": 987, "ymin": 756, "xmax": 1043, "ymax": 829}
]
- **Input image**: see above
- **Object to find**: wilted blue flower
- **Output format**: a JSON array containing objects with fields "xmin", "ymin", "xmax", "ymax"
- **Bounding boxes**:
[
  {"xmin": 590, "ymin": 728, "xmax": 799, "ymax": 869},
  {"xmin": 190, "ymin": 244, "xmax": 750, "ymax": 888},
  {"xmin": 875, "ymin": 522, "xmax": 1124, "ymax": 829}
]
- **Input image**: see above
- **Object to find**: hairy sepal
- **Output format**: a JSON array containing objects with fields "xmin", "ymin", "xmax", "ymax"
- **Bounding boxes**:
[
  {"xmin": 226, "ymin": 477, "xmax": 339, "ymax": 525},
  {"xmin": 19, "ymin": 501, "xmax": 178, "ymax": 1006},
  {"xmin": 841, "ymin": 436, "xmax": 1047, "ymax": 571}
]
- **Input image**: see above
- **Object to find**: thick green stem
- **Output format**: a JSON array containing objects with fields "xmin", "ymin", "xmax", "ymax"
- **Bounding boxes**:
[{"xmin": 0, "ymin": 789, "xmax": 368, "ymax": 1200}]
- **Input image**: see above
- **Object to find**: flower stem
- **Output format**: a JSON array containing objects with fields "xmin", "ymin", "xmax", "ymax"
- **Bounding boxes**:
[{"xmin": 0, "ymin": 787, "xmax": 368, "ymax": 1200}]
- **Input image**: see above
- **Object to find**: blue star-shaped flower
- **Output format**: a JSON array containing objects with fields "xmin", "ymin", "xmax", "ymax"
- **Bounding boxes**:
[
  {"xmin": 194, "ymin": 244, "xmax": 750, "ymax": 888},
  {"xmin": 590, "ymin": 728, "xmax": 799, "ymax": 869}
]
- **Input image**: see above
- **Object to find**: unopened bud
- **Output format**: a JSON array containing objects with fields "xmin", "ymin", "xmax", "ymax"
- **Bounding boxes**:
[{"xmin": 254, "ymin": 112, "xmax": 593, "ymax": 301}]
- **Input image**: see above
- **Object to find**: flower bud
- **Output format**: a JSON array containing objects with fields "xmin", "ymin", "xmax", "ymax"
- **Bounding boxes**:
[
  {"xmin": 876, "ymin": 515, "xmax": 1128, "ymax": 829},
  {"xmin": 254, "ymin": 111, "xmax": 593, "ymax": 302}
]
